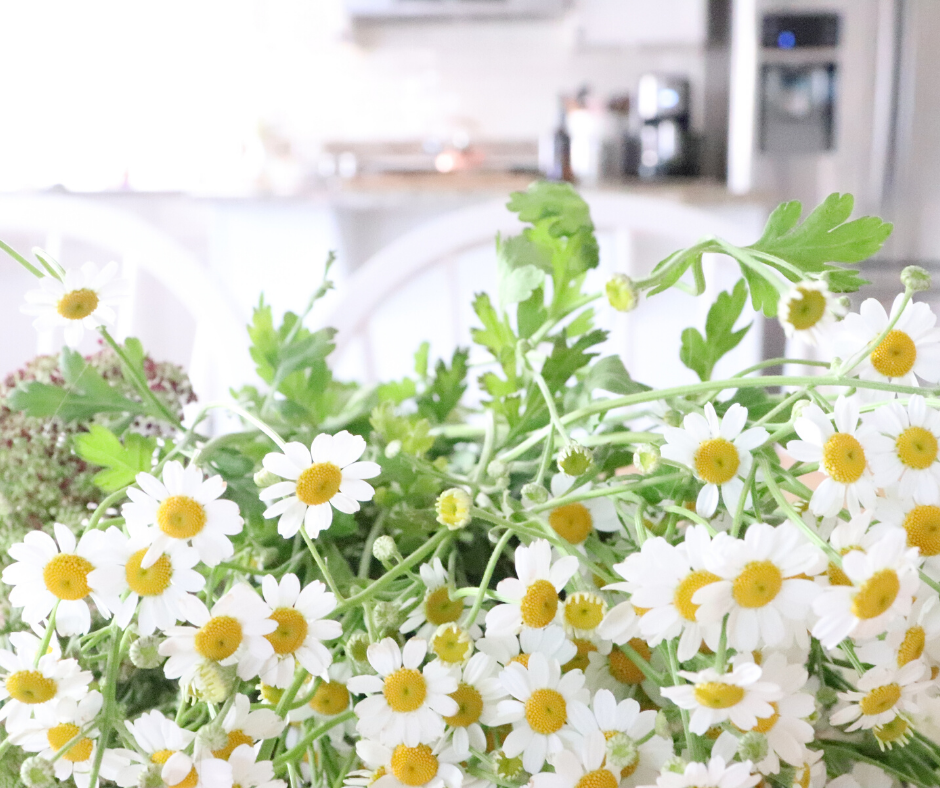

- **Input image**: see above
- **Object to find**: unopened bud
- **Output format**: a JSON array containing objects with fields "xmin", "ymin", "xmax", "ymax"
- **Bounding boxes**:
[
  {"xmin": 373, "ymin": 600, "xmax": 405, "ymax": 633},
  {"xmin": 557, "ymin": 443, "xmax": 593, "ymax": 477},
  {"xmin": 816, "ymin": 686, "xmax": 838, "ymax": 707},
  {"xmin": 654, "ymin": 709, "xmax": 672, "ymax": 739},
  {"xmin": 191, "ymin": 660, "xmax": 236, "ymax": 703},
  {"xmin": 346, "ymin": 632, "xmax": 371, "ymax": 666},
  {"xmin": 487, "ymin": 460, "xmax": 507, "ymax": 479},
  {"xmin": 20, "ymin": 758, "xmax": 54, "ymax": 788},
  {"xmin": 137, "ymin": 764, "xmax": 165, "ymax": 788},
  {"xmin": 196, "ymin": 723, "xmax": 228, "ymax": 753},
  {"xmin": 662, "ymin": 755, "xmax": 687, "ymax": 774},
  {"xmin": 605, "ymin": 732, "xmax": 639, "ymax": 773},
  {"xmin": 372, "ymin": 535, "xmax": 401, "ymax": 566},
  {"xmin": 130, "ymin": 635, "xmax": 164, "ymax": 669},
  {"xmin": 521, "ymin": 482, "xmax": 549, "ymax": 505},
  {"xmin": 435, "ymin": 488, "xmax": 472, "ymax": 530},
  {"xmin": 737, "ymin": 731, "xmax": 768, "ymax": 763},
  {"xmin": 902, "ymin": 265, "xmax": 931, "ymax": 292},
  {"xmin": 253, "ymin": 468, "xmax": 279, "ymax": 489},
  {"xmin": 663, "ymin": 409, "xmax": 683, "ymax": 428},
  {"xmin": 606, "ymin": 273, "xmax": 639, "ymax": 312},
  {"xmin": 634, "ymin": 443, "xmax": 661, "ymax": 475}
]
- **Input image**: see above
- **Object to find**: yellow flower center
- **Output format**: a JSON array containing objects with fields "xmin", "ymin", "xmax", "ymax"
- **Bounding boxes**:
[
  {"xmin": 574, "ymin": 769, "xmax": 619, "ymax": 788},
  {"xmin": 693, "ymin": 682, "xmax": 745, "ymax": 709},
  {"xmin": 897, "ymin": 625, "xmax": 926, "ymax": 667},
  {"xmin": 194, "ymin": 616, "xmax": 244, "ymax": 661},
  {"xmin": 549, "ymin": 503, "xmax": 594, "ymax": 544},
  {"xmin": 608, "ymin": 641, "xmax": 651, "ymax": 685},
  {"xmin": 785, "ymin": 287, "xmax": 827, "ymax": 331},
  {"xmin": 852, "ymin": 568, "xmax": 900, "ymax": 620},
  {"xmin": 46, "ymin": 722, "xmax": 94, "ymax": 762},
  {"xmin": 156, "ymin": 495, "xmax": 207, "ymax": 539},
  {"xmin": 151, "ymin": 750, "xmax": 198, "ymax": 788},
  {"xmin": 896, "ymin": 426, "xmax": 938, "ymax": 470},
  {"xmin": 383, "ymin": 668, "xmax": 427, "ymax": 713},
  {"xmin": 370, "ymin": 766, "xmax": 388, "ymax": 785},
  {"xmin": 295, "ymin": 462, "xmax": 343, "ymax": 506},
  {"xmin": 212, "ymin": 729, "xmax": 254, "ymax": 760},
  {"xmin": 797, "ymin": 764, "xmax": 812, "ymax": 788},
  {"xmin": 510, "ymin": 653, "xmax": 530, "ymax": 668},
  {"xmin": 43, "ymin": 552, "xmax": 94, "ymax": 601},
  {"xmin": 693, "ymin": 438, "xmax": 740, "ymax": 485},
  {"xmin": 391, "ymin": 744, "xmax": 439, "ymax": 787},
  {"xmin": 125, "ymin": 548, "xmax": 173, "ymax": 597},
  {"xmin": 525, "ymin": 688, "xmax": 567, "ymax": 734},
  {"xmin": 562, "ymin": 638, "xmax": 598, "ymax": 673},
  {"xmin": 260, "ymin": 683, "xmax": 284, "ymax": 705},
  {"xmin": 859, "ymin": 683, "xmax": 902, "ymax": 716},
  {"xmin": 431, "ymin": 624, "xmax": 471, "ymax": 664},
  {"xmin": 822, "ymin": 433, "xmax": 867, "ymax": 483},
  {"xmin": 520, "ymin": 579, "xmax": 559, "ymax": 629},
  {"xmin": 5, "ymin": 670, "xmax": 57, "ymax": 704},
  {"xmin": 436, "ymin": 489, "xmax": 470, "ymax": 528},
  {"xmin": 871, "ymin": 330, "xmax": 917, "ymax": 378},
  {"xmin": 265, "ymin": 607, "xmax": 309, "ymax": 655},
  {"xmin": 424, "ymin": 586, "xmax": 463, "ymax": 627},
  {"xmin": 903, "ymin": 504, "xmax": 940, "ymax": 556},
  {"xmin": 874, "ymin": 715, "xmax": 911, "ymax": 747},
  {"xmin": 310, "ymin": 681, "xmax": 350, "ymax": 716},
  {"xmin": 444, "ymin": 682, "xmax": 484, "ymax": 727},
  {"xmin": 752, "ymin": 702, "xmax": 780, "ymax": 734},
  {"xmin": 674, "ymin": 570, "xmax": 721, "ymax": 621},
  {"xmin": 732, "ymin": 561, "xmax": 783, "ymax": 608},
  {"xmin": 56, "ymin": 288, "xmax": 99, "ymax": 320},
  {"xmin": 563, "ymin": 592, "xmax": 606, "ymax": 631}
]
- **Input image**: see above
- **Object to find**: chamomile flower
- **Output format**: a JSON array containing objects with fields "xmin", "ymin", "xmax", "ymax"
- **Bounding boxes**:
[
  {"xmin": 864, "ymin": 395, "xmax": 940, "ymax": 502},
  {"xmin": 496, "ymin": 651, "xmax": 591, "ymax": 774},
  {"xmin": 2, "ymin": 523, "xmax": 119, "ymax": 636},
  {"xmin": 812, "ymin": 529, "xmax": 920, "ymax": 647},
  {"xmin": 660, "ymin": 659, "xmax": 783, "ymax": 735},
  {"xmin": 0, "ymin": 631, "xmax": 92, "ymax": 734},
  {"xmin": 21, "ymin": 261, "xmax": 127, "ymax": 347},
  {"xmin": 641, "ymin": 756, "xmax": 760, "ymax": 788},
  {"xmin": 838, "ymin": 294, "xmax": 940, "ymax": 389},
  {"xmin": 86, "ymin": 523, "xmax": 205, "ymax": 636},
  {"xmin": 476, "ymin": 626, "xmax": 577, "ymax": 669},
  {"xmin": 584, "ymin": 640, "xmax": 652, "ymax": 699},
  {"xmin": 545, "ymin": 473, "xmax": 621, "ymax": 546},
  {"xmin": 429, "ymin": 623, "xmax": 476, "ymax": 667},
  {"xmin": 829, "ymin": 661, "xmax": 930, "ymax": 730},
  {"xmin": 197, "ymin": 693, "xmax": 285, "ymax": 761},
  {"xmin": 401, "ymin": 559, "xmax": 469, "ymax": 639},
  {"xmin": 257, "ymin": 573, "xmax": 341, "ymax": 688},
  {"xmin": 856, "ymin": 595, "xmax": 940, "ymax": 670},
  {"xmin": 227, "ymin": 745, "xmax": 285, "ymax": 788},
  {"xmin": 159, "ymin": 583, "xmax": 277, "ymax": 684},
  {"xmin": 359, "ymin": 739, "xmax": 464, "ymax": 788},
  {"xmin": 874, "ymin": 497, "xmax": 940, "ymax": 576},
  {"xmin": 530, "ymin": 730, "xmax": 617, "ymax": 788},
  {"xmin": 439, "ymin": 653, "xmax": 506, "ymax": 760},
  {"xmin": 485, "ymin": 539, "xmax": 579, "ymax": 635},
  {"xmin": 260, "ymin": 431, "xmax": 381, "ymax": 538},
  {"xmin": 786, "ymin": 397, "xmax": 878, "ymax": 517},
  {"xmin": 560, "ymin": 592, "xmax": 608, "ymax": 639},
  {"xmin": 692, "ymin": 522, "xmax": 825, "ymax": 652},
  {"xmin": 778, "ymin": 280, "xmax": 844, "ymax": 345},
  {"xmin": 660, "ymin": 402, "xmax": 768, "ymax": 518},
  {"xmin": 123, "ymin": 460, "xmax": 243, "ymax": 569},
  {"xmin": 290, "ymin": 661, "xmax": 355, "ymax": 736},
  {"xmin": 347, "ymin": 637, "xmax": 458, "ymax": 747}
]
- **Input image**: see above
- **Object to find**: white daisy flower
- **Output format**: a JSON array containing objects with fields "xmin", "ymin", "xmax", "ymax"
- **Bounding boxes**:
[
  {"xmin": 485, "ymin": 539, "xmax": 579, "ymax": 635},
  {"xmin": 428, "ymin": 623, "xmax": 477, "ymax": 667},
  {"xmin": 2, "ymin": 523, "xmax": 120, "ymax": 636},
  {"xmin": 123, "ymin": 460, "xmax": 243, "ymax": 570},
  {"xmin": 874, "ymin": 497, "xmax": 940, "ymax": 577},
  {"xmin": 13, "ymin": 690, "xmax": 129, "ymax": 788},
  {"xmin": 347, "ymin": 637, "xmax": 458, "ymax": 747},
  {"xmin": 812, "ymin": 529, "xmax": 920, "ymax": 647},
  {"xmin": 159, "ymin": 583, "xmax": 277, "ymax": 684},
  {"xmin": 864, "ymin": 395, "xmax": 940, "ymax": 502},
  {"xmin": 856, "ymin": 595, "xmax": 940, "ymax": 671},
  {"xmin": 838, "ymin": 294, "xmax": 940, "ymax": 390},
  {"xmin": 197, "ymin": 693, "xmax": 285, "ymax": 761},
  {"xmin": 86, "ymin": 523, "xmax": 205, "ymax": 636},
  {"xmin": 227, "ymin": 744, "xmax": 285, "ymax": 788},
  {"xmin": 661, "ymin": 402, "xmax": 768, "ymax": 518},
  {"xmin": 602, "ymin": 526, "xmax": 723, "ymax": 661},
  {"xmin": 545, "ymin": 473, "xmax": 622, "ymax": 546},
  {"xmin": 531, "ymin": 730, "xmax": 617, "ymax": 788},
  {"xmin": 439, "ymin": 652, "xmax": 506, "ymax": 760},
  {"xmin": 826, "ymin": 762, "xmax": 893, "ymax": 788},
  {"xmin": 778, "ymin": 279, "xmax": 845, "ymax": 345},
  {"xmin": 257, "ymin": 573, "xmax": 341, "ymax": 688},
  {"xmin": 401, "ymin": 559, "xmax": 470, "ymax": 640},
  {"xmin": 117, "ymin": 710, "xmax": 231, "ymax": 788},
  {"xmin": 660, "ymin": 658, "xmax": 783, "ymax": 735},
  {"xmin": 289, "ymin": 661, "xmax": 356, "ymax": 746},
  {"xmin": 584, "ymin": 640, "xmax": 652, "ymax": 701},
  {"xmin": 357, "ymin": 738, "xmax": 464, "ymax": 788},
  {"xmin": 0, "ymin": 630, "xmax": 92, "ymax": 735},
  {"xmin": 829, "ymin": 661, "xmax": 930, "ymax": 730},
  {"xmin": 476, "ymin": 626, "xmax": 577, "ymax": 669},
  {"xmin": 692, "ymin": 522, "xmax": 825, "ymax": 652},
  {"xmin": 260, "ymin": 431, "xmax": 381, "ymax": 538},
  {"xmin": 496, "ymin": 651, "xmax": 591, "ymax": 774},
  {"xmin": 559, "ymin": 591, "xmax": 608, "ymax": 639},
  {"xmin": 786, "ymin": 397, "xmax": 878, "ymax": 517},
  {"xmin": 21, "ymin": 260, "xmax": 127, "ymax": 347},
  {"xmin": 639, "ymin": 755, "xmax": 760, "ymax": 788}
]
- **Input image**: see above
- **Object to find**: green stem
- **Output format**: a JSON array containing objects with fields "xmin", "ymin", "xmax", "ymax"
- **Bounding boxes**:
[
  {"xmin": 760, "ymin": 459, "xmax": 838, "ymax": 561},
  {"xmin": 664, "ymin": 641, "xmax": 704, "ymax": 762},
  {"xmin": 203, "ymin": 401, "xmax": 288, "ymax": 451},
  {"xmin": 87, "ymin": 487, "xmax": 131, "ymax": 529},
  {"xmin": 619, "ymin": 641, "xmax": 666, "ymax": 685},
  {"xmin": 466, "ymin": 529, "xmax": 514, "ymax": 628},
  {"xmin": 530, "ymin": 292, "xmax": 602, "ymax": 345},
  {"xmin": 274, "ymin": 711, "xmax": 356, "ymax": 770},
  {"xmin": 733, "ymin": 357, "xmax": 830, "ymax": 378},
  {"xmin": 529, "ymin": 366, "xmax": 569, "ymax": 444},
  {"xmin": 753, "ymin": 389, "xmax": 807, "ymax": 428},
  {"xmin": 358, "ymin": 512, "xmax": 387, "ymax": 579},
  {"xmin": 528, "ymin": 472, "xmax": 687, "ymax": 513},
  {"xmin": 0, "ymin": 238, "xmax": 44, "ymax": 277},
  {"xmin": 87, "ymin": 625, "xmax": 123, "ymax": 788},
  {"xmin": 713, "ymin": 617, "xmax": 728, "ymax": 672},
  {"xmin": 730, "ymin": 462, "xmax": 757, "ymax": 537},
  {"xmin": 301, "ymin": 530, "xmax": 344, "ymax": 600},
  {"xmin": 534, "ymin": 424, "xmax": 555, "ymax": 487},
  {"xmin": 473, "ymin": 409, "xmax": 497, "ymax": 483},
  {"xmin": 34, "ymin": 606, "xmax": 58, "ymax": 667}
]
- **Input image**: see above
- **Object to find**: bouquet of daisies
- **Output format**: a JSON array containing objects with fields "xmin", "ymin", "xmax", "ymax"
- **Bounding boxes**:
[{"xmin": 1, "ymin": 184, "xmax": 939, "ymax": 788}]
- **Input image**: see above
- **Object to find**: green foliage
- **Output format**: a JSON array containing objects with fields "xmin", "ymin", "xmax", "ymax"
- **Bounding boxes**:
[
  {"xmin": 370, "ymin": 401, "xmax": 435, "ymax": 457},
  {"xmin": 496, "ymin": 233, "xmax": 550, "ymax": 307},
  {"xmin": 680, "ymin": 279, "xmax": 751, "ymax": 381},
  {"xmin": 73, "ymin": 425, "xmax": 156, "ymax": 492},
  {"xmin": 585, "ymin": 356, "xmax": 650, "ymax": 396},
  {"xmin": 541, "ymin": 329, "xmax": 608, "ymax": 392},
  {"xmin": 416, "ymin": 348, "xmax": 469, "ymax": 423}
]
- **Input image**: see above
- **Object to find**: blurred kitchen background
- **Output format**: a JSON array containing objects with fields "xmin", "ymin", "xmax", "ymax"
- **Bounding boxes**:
[{"xmin": 2, "ymin": 0, "xmax": 939, "ymax": 401}]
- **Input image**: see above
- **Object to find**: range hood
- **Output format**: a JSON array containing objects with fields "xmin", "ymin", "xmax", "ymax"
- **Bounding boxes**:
[{"xmin": 345, "ymin": 0, "xmax": 567, "ymax": 20}]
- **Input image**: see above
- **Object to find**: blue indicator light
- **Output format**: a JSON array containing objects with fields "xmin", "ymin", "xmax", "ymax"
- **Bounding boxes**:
[{"xmin": 778, "ymin": 30, "xmax": 797, "ymax": 48}]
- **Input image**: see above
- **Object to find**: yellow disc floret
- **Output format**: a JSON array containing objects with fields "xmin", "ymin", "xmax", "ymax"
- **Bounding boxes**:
[
  {"xmin": 391, "ymin": 744, "xmax": 439, "ymax": 787},
  {"xmin": 785, "ymin": 287, "xmax": 827, "ymax": 331},
  {"xmin": 694, "ymin": 682, "xmax": 745, "ymax": 709},
  {"xmin": 608, "ymin": 641, "xmax": 650, "ymax": 685},
  {"xmin": 212, "ymin": 729, "xmax": 254, "ymax": 760},
  {"xmin": 549, "ymin": 503, "xmax": 594, "ymax": 544},
  {"xmin": 47, "ymin": 722, "xmax": 94, "ymax": 762},
  {"xmin": 752, "ymin": 702, "xmax": 780, "ymax": 734},
  {"xmin": 43, "ymin": 553, "xmax": 94, "ymax": 601},
  {"xmin": 5, "ymin": 670, "xmax": 57, "ymax": 704},
  {"xmin": 520, "ymin": 579, "xmax": 559, "ymax": 629},
  {"xmin": 563, "ymin": 592, "xmax": 606, "ymax": 632},
  {"xmin": 424, "ymin": 586, "xmax": 463, "ymax": 627},
  {"xmin": 444, "ymin": 682, "xmax": 484, "ymax": 727},
  {"xmin": 431, "ymin": 624, "xmax": 472, "ymax": 664},
  {"xmin": 902, "ymin": 505, "xmax": 940, "ymax": 556},
  {"xmin": 57, "ymin": 288, "xmax": 99, "ymax": 320},
  {"xmin": 871, "ymin": 330, "xmax": 917, "ymax": 378},
  {"xmin": 296, "ymin": 462, "xmax": 343, "ymax": 506},
  {"xmin": 674, "ymin": 570, "xmax": 721, "ymax": 621},
  {"xmin": 151, "ymin": 750, "xmax": 199, "ymax": 788},
  {"xmin": 125, "ymin": 548, "xmax": 173, "ymax": 597},
  {"xmin": 265, "ymin": 608, "xmax": 309, "ymax": 655},
  {"xmin": 852, "ymin": 569, "xmax": 900, "ymax": 620},
  {"xmin": 897, "ymin": 625, "xmax": 926, "ymax": 667},
  {"xmin": 859, "ymin": 683, "xmax": 902, "ymax": 716},
  {"xmin": 874, "ymin": 715, "xmax": 912, "ymax": 748},
  {"xmin": 822, "ymin": 433, "xmax": 867, "ymax": 483},
  {"xmin": 896, "ymin": 427, "xmax": 938, "ymax": 470},
  {"xmin": 383, "ymin": 668, "xmax": 427, "ymax": 713},
  {"xmin": 574, "ymin": 769, "xmax": 619, "ymax": 788},
  {"xmin": 693, "ymin": 438, "xmax": 740, "ymax": 485},
  {"xmin": 157, "ymin": 495, "xmax": 207, "ymax": 539},
  {"xmin": 194, "ymin": 616, "xmax": 244, "ymax": 661},
  {"xmin": 732, "ymin": 561, "xmax": 783, "ymax": 609},
  {"xmin": 525, "ymin": 688, "xmax": 567, "ymax": 734},
  {"xmin": 562, "ymin": 638, "xmax": 598, "ymax": 673},
  {"xmin": 310, "ymin": 681, "xmax": 350, "ymax": 716}
]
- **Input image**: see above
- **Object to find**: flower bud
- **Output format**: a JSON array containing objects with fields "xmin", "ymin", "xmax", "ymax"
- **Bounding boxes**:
[
  {"xmin": 253, "ymin": 468, "xmax": 279, "ymax": 489},
  {"xmin": 346, "ymin": 632, "xmax": 371, "ymax": 666},
  {"xmin": 737, "ymin": 731, "xmax": 768, "ymax": 763},
  {"xmin": 435, "ymin": 488, "xmax": 472, "ymax": 530},
  {"xmin": 196, "ymin": 722, "xmax": 228, "ymax": 753},
  {"xmin": 372, "ymin": 535, "xmax": 401, "ymax": 566},
  {"xmin": 902, "ymin": 265, "xmax": 931, "ymax": 293},
  {"xmin": 373, "ymin": 600, "xmax": 405, "ymax": 633},
  {"xmin": 191, "ymin": 660, "xmax": 236, "ymax": 704},
  {"xmin": 137, "ymin": 764, "xmax": 165, "ymax": 788},
  {"xmin": 496, "ymin": 753, "xmax": 525, "ymax": 780},
  {"xmin": 662, "ymin": 756, "xmax": 687, "ymax": 774},
  {"xmin": 816, "ymin": 686, "xmax": 839, "ymax": 708},
  {"xmin": 557, "ymin": 443, "xmax": 594, "ymax": 477},
  {"xmin": 605, "ymin": 732, "xmax": 639, "ymax": 773},
  {"xmin": 662, "ymin": 409, "xmax": 683, "ymax": 428},
  {"xmin": 130, "ymin": 635, "xmax": 164, "ymax": 669},
  {"xmin": 634, "ymin": 443, "xmax": 661, "ymax": 475},
  {"xmin": 606, "ymin": 273, "xmax": 639, "ymax": 312},
  {"xmin": 654, "ymin": 709, "xmax": 672, "ymax": 739},
  {"xmin": 521, "ymin": 482, "xmax": 549, "ymax": 505},
  {"xmin": 20, "ymin": 758, "xmax": 54, "ymax": 788},
  {"xmin": 487, "ymin": 460, "xmax": 507, "ymax": 479}
]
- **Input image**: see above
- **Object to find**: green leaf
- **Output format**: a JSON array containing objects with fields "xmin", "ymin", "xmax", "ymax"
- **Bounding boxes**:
[
  {"xmin": 541, "ymin": 329, "xmax": 608, "ymax": 391},
  {"xmin": 585, "ymin": 356, "xmax": 650, "ymax": 395},
  {"xmin": 414, "ymin": 342, "xmax": 430, "ymax": 379},
  {"xmin": 247, "ymin": 298, "xmax": 279, "ymax": 384},
  {"xmin": 377, "ymin": 378, "xmax": 417, "ymax": 404},
  {"xmin": 647, "ymin": 250, "xmax": 701, "ymax": 296},
  {"xmin": 73, "ymin": 425, "xmax": 156, "ymax": 492},
  {"xmin": 417, "ymin": 348, "xmax": 469, "ymax": 423},
  {"xmin": 471, "ymin": 292, "xmax": 516, "ymax": 363},
  {"xmin": 507, "ymin": 181, "xmax": 594, "ymax": 238},
  {"xmin": 517, "ymin": 287, "xmax": 548, "ymax": 339},
  {"xmin": 496, "ymin": 234, "xmax": 549, "ymax": 307},
  {"xmin": 679, "ymin": 279, "xmax": 752, "ymax": 381},
  {"xmin": 370, "ymin": 401, "xmax": 434, "ymax": 457}
]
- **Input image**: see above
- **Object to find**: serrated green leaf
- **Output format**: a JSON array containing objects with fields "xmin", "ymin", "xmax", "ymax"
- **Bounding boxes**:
[
  {"xmin": 471, "ymin": 292, "xmax": 516, "ymax": 361},
  {"xmin": 565, "ymin": 307, "xmax": 595, "ymax": 338},
  {"xmin": 370, "ymin": 401, "xmax": 434, "ymax": 457},
  {"xmin": 377, "ymin": 378, "xmax": 417, "ymax": 404},
  {"xmin": 497, "ymin": 233, "xmax": 551, "ymax": 307},
  {"xmin": 517, "ymin": 287, "xmax": 548, "ymax": 339},
  {"xmin": 414, "ymin": 342, "xmax": 430, "ymax": 379},
  {"xmin": 507, "ymin": 181, "xmax": 594, "ymax": 238},
  {"xmin": 541, "ymin": 329, "xmax": 608, "ymax": 391},
  {"xmin": 73, "ymin": 425, "xmax": 156, "ymax": 492},
  {"xmin": 417, "ymin": 348, "xmax": 469, "ymax": 423},
  {"xmin": 680, "ymin": 279, "xmax": 752, "ymax": 380},
  {"xmin": 585, "ymin": 356, "xmax": 651, "ymax": 395},
  {"xmin": 647, "ymin": 250, "xmax": 702, "ymax": 296}
]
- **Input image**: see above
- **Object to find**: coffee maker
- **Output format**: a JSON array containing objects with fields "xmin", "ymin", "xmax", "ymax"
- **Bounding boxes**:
[{"xmin": 637, "ymin": 73, "xmax": 694, "ymax": 178}]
